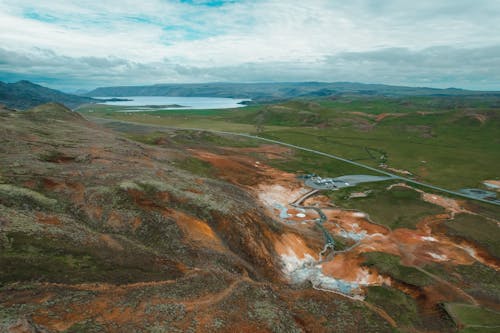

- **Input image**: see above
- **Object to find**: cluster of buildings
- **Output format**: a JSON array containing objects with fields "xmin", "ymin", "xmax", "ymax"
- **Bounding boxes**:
[{"xmin": 302, "ymin": 174, "xmax": 350, "ymax": 190}]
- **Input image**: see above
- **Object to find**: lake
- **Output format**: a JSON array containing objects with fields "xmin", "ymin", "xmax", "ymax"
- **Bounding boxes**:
[{"xmin": 96, "ymin": 96, "xmax": 250, "ymax": 111}]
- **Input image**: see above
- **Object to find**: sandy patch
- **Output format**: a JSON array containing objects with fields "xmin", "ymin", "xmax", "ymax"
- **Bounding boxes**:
[
  {"xmin": 224, "ymin": 144, "xmax": 292, "ymax": 160},
  {"xmin": 258, "ymin": 184, "xmax": 308, "ymax": 209},
  {"xmin": 321, "ymin": 253, "xmax": 390, "ymax": 286},
  {"xmin": 99, "ymin": 234, "xmax": 124, "ymax": 251},
  {"xmin": 484, "ymin": 180, "xmax": 500, "ymax": 191},
  {"xmin": 172, "ymin": 210, "xmax": 225, "ymax": 252}
]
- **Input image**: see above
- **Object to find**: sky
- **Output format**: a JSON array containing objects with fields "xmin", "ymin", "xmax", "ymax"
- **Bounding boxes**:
[{"xmin": 0, "ymin": 0, "xmax": 499, "ymax": 91}]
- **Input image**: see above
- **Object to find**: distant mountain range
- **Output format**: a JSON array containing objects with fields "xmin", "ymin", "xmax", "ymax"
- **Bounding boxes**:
[
  {"xmin": 86, "ymin": 82, "xmax": 500, "ymax": 101},
  {"xmin": 0, "ymin": 80, "xmax": 96, "ymax": 110},
  {"xmin": 2, "ymin": 80, "xmax": 500, "ymax": 110}
]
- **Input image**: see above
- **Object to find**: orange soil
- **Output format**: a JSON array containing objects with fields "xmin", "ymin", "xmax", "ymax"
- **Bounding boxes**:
[
  {"xmin": 42, "ymin": 178, "xmax": 86, "ymax": 204},
  {"xmin": 474, "ymin": 114, "xmax": 487, "ymax": 124},
  {"xmin": 99, "ymin": 234, "xmax": 124, "ymax": 251},
  {"xmin": 321, "ymin": 253, "xmax": 389, "ymax": 285},
  {"xmin": 24, "ymin": 275, "xmax": 258, "ymax": 332},
  {"xmin": 380, "ymin": 165, "xmax": 412, "ymax": 175},
  {"xmin": 180, "ymin": 278, "xmax": 247, "ymax": 311},
  {"xmin": 106, "ymin": 211, "xmax": 127, "ymax": 230},
  {"xmin": 190, "ymin": 149, "xmax": 268, "ymax": 185},
  {"xmin": 303, "ymin": 194, "xmax": 333, "ymax": 206},
  {"xmin": 26, "ymin": 140, "xmax": 499, "ymax": 328},
  {"xmin": 36, "ymin": 212, "xmax": 61, "ymax": 226},
  {"xmin": 484, "ymin": 180, "xmax": 500, "ymax": 191},
  {"xmin": 250, "ymin": 166, "xmax": 498, "ymax": 291},
  {"xmin": 131, "ymin": 216, "xmax": 142, "ymax": 231},
  {"xmin": 347, "ymin": 111, "xmax": 376, "ymax": 118},
  {"xmin": 170, "ymin": 210, "xmax": 226, "ymax": 252},
  {"xmin": 375, "ymin": 113, "xmax": 407, "ymax": 122},
  {"xmin": 274, "ymin": 233, "xmax": 318, "ymax": 260},
  {"xmin": 190, "ymin": 148, "xmax": 298, "ymax": 188},
  {"xmin": 323, "ymin": 209, "xmax": 390, "ymax": 235},
  {"xmin": 223, "ymin": 144, "xmax": 292, "ymax": 160},
  {"xmin": 422, "ymin": 193, "xmax": 466, "ymax": 214}
]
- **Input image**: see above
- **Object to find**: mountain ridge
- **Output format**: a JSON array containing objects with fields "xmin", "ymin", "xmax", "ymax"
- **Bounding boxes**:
[
  {"xmin": 0, "ymin": 80, "xmax": 96, "ymax": 110},
  {"xmin": 86, "ymin": 81, "xmax": 500, "ymax": 101}
]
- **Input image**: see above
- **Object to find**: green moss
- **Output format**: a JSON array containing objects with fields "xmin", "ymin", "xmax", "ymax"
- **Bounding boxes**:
[
  {"xmin": 445, "ymin": 303, "xmax": 500, "ymax": 328},
  {"xmin": 362, "ymin": 252, "xmax": 433, "ymax": 287},
  {"xmin": 459, "ymin": 328, "xmax": 499, "ymax": 333},
  {"xmin": 249, "ymin": 300, "xmax": 302, "ymax": 333},
  {"xmin": 173, "ymin": 157, "xmax": 214, "ymax": 178},
  {"xmin": 366, "ymin": 285, "xmax": 419, "ymax": 326},
  {"xmin": 64, "ymin": 320, "xmax": 106, "ymax": 333},
  {"xmin": 0, "ymin": 231, "xmax": 180, "ymax": 285},
  {"xmin": 0, "ymin": 184, "xmax": 57, "ymax": 209},
  {"xmin": 38, "ymin": 150, "xmax": 75, "ymax": 163},
  {"xmin": 267, "ymin": 148, "xmax": 373, "ymax": 177},
  {"xmin": 118, "ymin": 181, "xmax": 142, "ymax": 191},
  {"xmin": 332, "ymin": 186, "xmax": 444, "ymax": 230},
  {"xmin": 444, "ymin": 214, "xmax": 500, "ymax": 259}
]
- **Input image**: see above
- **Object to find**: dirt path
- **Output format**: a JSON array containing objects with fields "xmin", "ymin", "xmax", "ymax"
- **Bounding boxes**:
[
  {"xmin": 413, "ymin": 266, "xmax": 479, "ymax": 306},
  {"xmin": 180, "ymin": 278, "xmax": 249, "ymax": 311},
  {"xmin": 362, "ymin": 301, "xmax": 398, "ymax": 328}
]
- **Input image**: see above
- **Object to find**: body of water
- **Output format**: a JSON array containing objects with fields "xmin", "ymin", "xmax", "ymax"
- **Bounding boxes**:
[{"xmin": 96, "ymin": 96, "xmax": 250, "ymax": 110}]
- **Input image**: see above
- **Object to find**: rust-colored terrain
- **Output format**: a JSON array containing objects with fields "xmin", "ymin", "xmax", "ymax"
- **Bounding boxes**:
[{"xmin": 1, "ymin": 104, "xmax": 499, "ymax": 332}]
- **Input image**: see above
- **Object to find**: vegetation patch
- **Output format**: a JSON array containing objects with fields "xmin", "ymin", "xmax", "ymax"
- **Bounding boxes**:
[
  {"xmin": 173, "ymin": 156, "xmax": 215, "ymax": 178},
  {"xmin": 81, "ymin": 95, "xmax": 500, "ymax": 189},
  {"xmin": 366, "ymin": 285, "xmax": 419, "ymax": 327},
  {"xmin": 0, "ymin": 231, "xmax": 177, "ymax": 285},
  {"xmin": 445, "ymin": 303, "xmax": 500, "ymax": 330},
  {"xmin": 444, "ymin": 214, "xmax": 500, "ymax": 259},
  {"xmin": 64, "ymin": 320, "xmax": 106, "ymax": 333},
  {"xmin": 267, "ymin": 148, "xmax": 373, "ymax": 177},
  {"xmin": 38, "ymin": 150, "xmax": 76, "ymax": 163},
  {"xmin": 331, "ymin": 186, "xmax": 443, "ymax": 229},
  {"xmin": 0, "ymin": 184, "xmax": 57, "ymax": 209},
  {"xmin": 362, "ymin": 252, "xmax": 433, "ymax": 287}
]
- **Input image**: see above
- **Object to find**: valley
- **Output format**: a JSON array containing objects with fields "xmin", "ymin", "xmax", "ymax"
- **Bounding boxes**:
[{"xmin": 2, "ymin": 1, "xmax": 500, "ymax": 331}]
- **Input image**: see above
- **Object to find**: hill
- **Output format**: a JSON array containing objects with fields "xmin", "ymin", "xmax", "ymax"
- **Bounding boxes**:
[
  {"xmin": 0, "ymin": 103, "xmax": 396, "ymax": 332},
  {"xmin": 0, "ymin": 80, "xmax": 96, "ymax": 109},
  {"xmin": 86, "ymin": 81, "xmax": 500, "ymax": 102},
  {"xmin": 2, "ymin": 101, "xmax": 499, "ymax": 332}
]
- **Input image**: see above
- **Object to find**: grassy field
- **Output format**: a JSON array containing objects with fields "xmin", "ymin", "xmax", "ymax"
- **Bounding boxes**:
[
  {"xmin": 444, "ymin": 303, "xmax": 500, "ymax": 331},
  {"xmin": 260, "ymin": 114, "xmax": 500, "ymax": 189},
  {"xmin": 365, "ymin": 285, "xmax": 420, "ymax": 327},
  {"xmin": 361, "ymin": 252, "xmax": 433, "ymax": 287},
  {"xmin": 266, "ymin": 149, "xmax": 378, "ymax": 178},
  {"xmin": 444, "ymin": 213, "xmax": 500, "ymax": 259},
  {"xmin": 78, "ymin": 95, "xmax": 500, "ymax": 191},
  {"xmin": 328, "ymin": 185, "xmax": 444, "ymax": 229}
]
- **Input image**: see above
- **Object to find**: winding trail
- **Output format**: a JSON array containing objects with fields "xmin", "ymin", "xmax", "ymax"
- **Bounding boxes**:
[
  {"xmin": 289, "ymin": 188, "xmax": 368, "ymax": 257},
  {"xmin": 181, "ymin": 278, "xmax": 248, "ymax": 311},
  {"xmin": 290, "ymin": 189, "xmax": 335, "ymax": 251},
  {"xmin": 413, "ymin": 266, "xmax": 479, "ymax": 306}
]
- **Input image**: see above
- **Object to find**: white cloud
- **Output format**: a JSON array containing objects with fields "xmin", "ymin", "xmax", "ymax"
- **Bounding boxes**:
[{"xmin": 0, "ymin": 0, "xmax": 499, "ymax": 89}]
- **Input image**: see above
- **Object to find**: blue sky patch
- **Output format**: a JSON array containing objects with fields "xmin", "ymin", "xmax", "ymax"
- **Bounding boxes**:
[
  {"xmin": 179, "ymin": 0, "xmax": 237, "ymax": 7},
  {"xmin": 23, "ymin": 9, "xmax": 59, "ymax": 23}
]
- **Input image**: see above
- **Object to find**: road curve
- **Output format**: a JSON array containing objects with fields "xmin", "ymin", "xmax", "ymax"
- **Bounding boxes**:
[{"xmin": 90, "ymin": 117, "xmax": 500, "ymax": 207}]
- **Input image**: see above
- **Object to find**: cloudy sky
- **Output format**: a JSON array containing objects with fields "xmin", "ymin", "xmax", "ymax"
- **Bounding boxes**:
[{"xmin": 1, "ymin": 0, "xmax": 499, "ymax": 91}]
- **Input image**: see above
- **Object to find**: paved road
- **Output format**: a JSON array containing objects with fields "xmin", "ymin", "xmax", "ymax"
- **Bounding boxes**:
[{"xmin": 90, "ymin": 117, "xmax": 500, "ymax": 207}]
